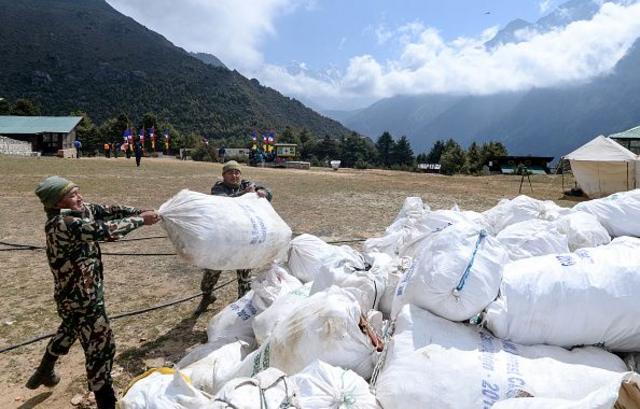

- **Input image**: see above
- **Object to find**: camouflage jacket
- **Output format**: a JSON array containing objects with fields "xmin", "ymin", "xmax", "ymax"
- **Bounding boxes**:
[
  {"xmin": 44, "ymin": 204, "xmax": 144, "ymax": 312},
  {"xmin": 211, "ymin": 180, "xmax": 273, "ymax": 202}
]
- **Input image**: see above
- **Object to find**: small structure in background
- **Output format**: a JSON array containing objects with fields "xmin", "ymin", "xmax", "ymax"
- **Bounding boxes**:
[
  {"xmin": 486, "ymin": 155, "xmax": 554, "ymax": 175},
  {"xmin": 564, "ymin": 135, "xmax": 637, "ymax": 198},
  {"xmin": 0, "ymin": 115, "xmax": 82, "ymax": 156},
  {"xmin": 224, "ymin": 147, "xmax": 250, "ymax": 160},
  {"xmin": 609, "ymin": 125, "xmax": 640, "ymax": 155},
  {"xmin": 417, "ymin": 163, "xmax": 441, "ymax": 173},
  {"xmin": 330, "ymin": 160, "xmax": 341, "ymax": 171},
  {"xmin": 0, "ymin": 135, "xmax": 40, "ymax": 156}
]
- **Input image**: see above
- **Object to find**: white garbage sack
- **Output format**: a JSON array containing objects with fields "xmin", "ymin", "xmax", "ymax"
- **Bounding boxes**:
[
  {"xmin": 310, "ymin": 264, "xmax": 385, "ymax": 312},
  {"xmin": 252, "ymin": 282, "xmax": 312, "ymax": 345},
  {"xmin": 486, "ymin": 237, "xmax": 640, "ymax": 351},
  {"xmin": 483, "ymin": 195, "xmax": 570, "ymax": 235},
  {"xmin": 496, "ymin": 219, "xmax": 570, "ymax": 261},
  {"xmin": 574, "ymin": 189, "xmax": 640, "ymax": 237},
  {"xmin": 492, "ymin": 372, "xmax": 640, "ymax": 409},
  {"xmin": 365, "ymin": 252, "xmax": 407, "ymax": 317},
  {"xmin": 392, "ymin": 223, "xmax": 509, "ymax": 321},
  {"xmin": 288, "ymin": 234, "xmax": 365, "ymax": 283},
  {"xmin": 178, "ymin": 341, "xmax": 249, "ymax": 395},
  {"xmin": 554, "ymin": 211, "xmax": 611, "ymax": 251},
  {"xmin": 234, "ymin": 287, "xmax": 378, "ymax": 379},
  {"xmin": 375, "ymin": 304, "xmax": 628, "ymax": 409},
  {"xmin": 121, "ymin": 369, "xmax": 211, "ymax": 409},
  {"xmin": 363, "ymin": 197, "xmax": 429, "ymax": 257},
  {"xmin": 206, "ymin": 264, "xmax": 301, "ymax": 345},
  {"xmin": 207, "ymin": 368, "xmax": 298, "ymax": 409},
  {"xmin": 291, "ymin": 360, "xmax": 378, "ymax": 409},
  {"xmin": 159, "ymin": 189, "xmax": 292, "ymax": 270}
]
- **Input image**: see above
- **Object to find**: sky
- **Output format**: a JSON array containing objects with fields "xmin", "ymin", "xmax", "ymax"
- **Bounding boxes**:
[{"xmin": 106, "ymin": 0, "xmax": 640, "ymax": 111}]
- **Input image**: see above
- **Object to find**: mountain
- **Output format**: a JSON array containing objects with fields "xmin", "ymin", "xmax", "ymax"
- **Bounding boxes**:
[
  {"xmin": 330, "ymin": 0, "xmax": 640, "ymax": 158},
  {"xmin": 189, "ymin": 52, "xmax": 227, "ymax": 69},
  {"xmin": 0, "ymin": 0, "xmax": 351, "ymax": 140}
]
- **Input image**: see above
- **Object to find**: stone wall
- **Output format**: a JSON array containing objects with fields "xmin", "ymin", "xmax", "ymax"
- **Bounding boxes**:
[{"xmin": 0, "ymin": 136, "xmax": 39, "ymax": 156}]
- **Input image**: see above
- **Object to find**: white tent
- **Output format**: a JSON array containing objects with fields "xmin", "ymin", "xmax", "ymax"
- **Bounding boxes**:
[{"xmin": 565, "ymin": 135, "xmax": 638, "ymax": 198}]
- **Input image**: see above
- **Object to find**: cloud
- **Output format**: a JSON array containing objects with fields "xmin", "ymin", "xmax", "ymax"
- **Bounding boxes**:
[
  {"xmin": 266, "ymin": 1, "xmax": 640, "ymax": 109},
  {"xmin": 106, "ymin": 1, "xmax": 640, "ymax": 110},
  {"xmin": 105, "ymin": 0, "xmax": 300, "ymax": 70},
  {"xmin": 539, "ymin": 0, "xmax": 556, "ymax": 14}
]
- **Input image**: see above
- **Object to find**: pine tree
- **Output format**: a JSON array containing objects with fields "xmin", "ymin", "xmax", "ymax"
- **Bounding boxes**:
[
  {"xmin": 391, "ymin": 135, "xmax": 415, "ymax": 167},
  {"xmin": 440, "ymin": 139, "xmax": 467, "ymax": 175},
  {"xmin": 375, "ymin": 131, "xmax": 395, "ymax": 167},
  {"xmin": 426, "ymin": 140, "xmax": 446, "ymax": 163}
]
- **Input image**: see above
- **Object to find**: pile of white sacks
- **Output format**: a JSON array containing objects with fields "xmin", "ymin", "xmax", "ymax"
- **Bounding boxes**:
[{"xmin": 123, "ymin": 189, "xmax": 640, "ymax": 408}]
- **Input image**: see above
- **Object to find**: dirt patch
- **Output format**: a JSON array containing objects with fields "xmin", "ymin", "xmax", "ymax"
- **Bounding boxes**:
[{"xmin": 0, "ymin": 155, "xmax": 579, "ymax": 408}]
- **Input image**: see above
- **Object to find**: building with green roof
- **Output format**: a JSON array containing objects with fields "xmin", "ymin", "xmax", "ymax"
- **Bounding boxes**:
[
  {"xmin": 610, "ymin": 125, "xmax": 640, "ymax": 155},
  {"xmin": 0, "ymin": 115, "xmax": 83, "ymax": 155}
]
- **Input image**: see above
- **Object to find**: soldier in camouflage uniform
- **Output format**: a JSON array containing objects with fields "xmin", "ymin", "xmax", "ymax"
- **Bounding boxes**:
[
  {"xmin": 195, "ymin": 160, "xmax": 273, "ymax": 314},
  {"xmin": 28, "ymin": 176, "xmax": 160, "ymax": 409}
]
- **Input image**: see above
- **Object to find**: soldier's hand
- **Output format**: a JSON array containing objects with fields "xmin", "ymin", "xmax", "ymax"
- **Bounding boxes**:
[
  {"xmin": 256, "ymin": 189, "xmax": 267, "ymax": 198},
  {"xmin": 244, "ymin": 184, "xmax": 256, "ymax": 193},
  {"xmin": 141, "ymin": 210, "xmax": 161, "ymax": 225}
]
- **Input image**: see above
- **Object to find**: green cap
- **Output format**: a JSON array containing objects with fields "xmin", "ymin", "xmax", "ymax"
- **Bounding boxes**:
[
  {"xmin": 222, "ymin": 160, "xmax": 241, "ymax": 174},
  {"xmin": 35, "ymin": 176, "xmax": 77, "ymax": 209}
]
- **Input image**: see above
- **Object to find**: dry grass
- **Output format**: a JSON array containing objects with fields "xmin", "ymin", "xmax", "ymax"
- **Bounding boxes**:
[{"xmin": 0, "ymin": 155, "xmax": 579, "ymax": 408}]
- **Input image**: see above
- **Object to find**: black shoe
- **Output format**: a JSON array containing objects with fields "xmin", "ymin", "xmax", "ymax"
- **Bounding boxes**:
[
  {"xmin": 94, "ymin": 384, "xmax": 117, "ymax": 409},
  {"xmin": 25, "ymin": 352, "xmax": 60, "ymax": 389},
  {"xmin": 194, "ymin": 294, "xmax": 216, "ymax": 315}
]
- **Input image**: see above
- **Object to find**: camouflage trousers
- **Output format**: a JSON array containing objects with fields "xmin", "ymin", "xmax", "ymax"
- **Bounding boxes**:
[
  {"xmin": 201, "ymin": 269, "xmax": 252, "ymax": 300},
  {"xmin": 46, "ymin": 305, "xmax": 115, "ymax": 392}
]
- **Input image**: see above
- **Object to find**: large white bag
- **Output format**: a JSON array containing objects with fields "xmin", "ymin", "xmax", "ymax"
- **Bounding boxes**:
[
  {"xmin": 375, "ymin": 305, "xmax": 628, "ymax": 409},
  {"xmin": 365, "ymin": 252, "xmax": 407, "ymax": 317},
  {"xmin": 392, "ymin": 223, "xmax": 509, "ymax": 321},
  {"xmin": 288, "ymin": 234, "xmax": 364, "ymax": 283},
  {"xmin": 486, "ymin": 237, "xmax": 640, "ymax": 351},
  {"xmin": 492, "ymin": 372, "xmax": 640, "ymax": 409},
  {"xmin": 159, "ymin": 189, "xmax": 292, "ymax": 270},
  {"xmin": 483, "ymin": 195, "xmax": 569, "ymax": 235},
  {"xmin": 252, "ymin": 282, "xmax": 312, "ymax": 345},
  {"xmin": 207, "ymin": 368, "xmax": 298, "ymax": 409},
  {"xmin": 291, "ymin": 360, "xmax": 378, "ymax": 409},
  {"xmin": 206, "ymin": 264, "xmax": 301, "ymax": 345},
  {"xmin": 121, "ymin": 370, "xmax": 211, "ymax": 409},
  {"xmin": 310, "ymin": 263, "xmax": 386, "ymax": 312},
  {"xmin": 554, "ymin": 210, "xmax": 611, "ymax": 251},
  {"xmin": 496, "ymin": 219, "xmax": 569, "ymax": 261},
  {"xmin": 178, "ymin": 341, "xmax": 249, "ymax": 395},
  {"xmin": 234, "ymin": 287, "xmax": 378, "ymax": 379},
  {"xmin": 574, "ymin": 189, "xmax": 640, "ymax": 237}
]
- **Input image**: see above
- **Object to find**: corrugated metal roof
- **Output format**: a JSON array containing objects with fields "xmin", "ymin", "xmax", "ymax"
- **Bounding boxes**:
[
  {"xmin": 0, "ymin": 116, "xmax": 83, "ymax": 134},
  {"xmin": 609, "ymin": 125, "xmax": 640, "ymax": 140}
]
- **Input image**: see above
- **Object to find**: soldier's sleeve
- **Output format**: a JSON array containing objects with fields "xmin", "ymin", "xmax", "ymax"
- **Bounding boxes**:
[
  {"xmin": 211, "ymin": 182, "xmax": 231, "ymax": 197},
  {"xmin": 254, "ymin": 183, "xmax": 273, "ymax": 202},
  {"xmin": 90, "ymin": 203, "xmax": 142, "ymax": 220},
  {"xmin": 64, "ymin": 214, "xmax": 144, "ymax": 242}
]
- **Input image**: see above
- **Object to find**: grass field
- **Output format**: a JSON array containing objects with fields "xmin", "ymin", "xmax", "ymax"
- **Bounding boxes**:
[{"xmin": 0, "ymin": 155, "xmax": 579, "ymax": 408}]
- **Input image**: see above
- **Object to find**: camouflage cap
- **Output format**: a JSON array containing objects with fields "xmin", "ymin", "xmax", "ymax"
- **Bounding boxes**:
[
  {"xmin": 222, "ymin": 160, "xmax": 241, "ymax": 174},
  {"xmin": 35, "ymin": 176, "xmax": 77, "ymax": 209}
]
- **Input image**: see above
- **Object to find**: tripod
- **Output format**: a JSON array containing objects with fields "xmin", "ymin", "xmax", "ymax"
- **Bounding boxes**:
[{"xmin": 518, "ymin": 167, "xmax": 533, "ymax": 194}]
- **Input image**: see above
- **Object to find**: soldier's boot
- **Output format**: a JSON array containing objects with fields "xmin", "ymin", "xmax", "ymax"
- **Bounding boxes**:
[
  {"xmin": 94, "ymin": 384, "xmax": 117, "ymax": 409},
  {"xmin": 194, "ymin": 293, "xmax": 217, "ymax": 316},
  {"xmin": 25, "ymin": 352, "xmax": 60, "ymax": 389}
]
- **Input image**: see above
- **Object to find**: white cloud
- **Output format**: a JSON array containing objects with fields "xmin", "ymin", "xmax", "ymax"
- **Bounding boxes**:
[
  {"xmin": 105, "ymin": 0, "xmax": 300, "ymax": 70},
  {"xmin": 269, "ymin": 1, "xmax": 640, "ymax": 109},
  {"xmin": 539, "ymin": 0, "xmax": 556, "ymax": 14},
  {"xmin": 106, "ymin": 1, "xmax": 640, "ymax": 110}
]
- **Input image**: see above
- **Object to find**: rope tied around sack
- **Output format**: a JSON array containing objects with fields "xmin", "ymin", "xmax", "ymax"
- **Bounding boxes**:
[{"xmin": 453, "ymin": 230, "xmax": 488, "ymax": 299}]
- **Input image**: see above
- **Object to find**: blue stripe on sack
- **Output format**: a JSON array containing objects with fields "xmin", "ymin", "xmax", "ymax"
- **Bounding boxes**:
[{"xmin": 455, "ymin": 230, "xmax": 487, "ymax": 292}]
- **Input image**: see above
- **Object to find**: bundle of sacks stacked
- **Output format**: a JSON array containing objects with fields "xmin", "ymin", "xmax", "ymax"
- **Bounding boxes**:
[{"xmin": 123, "ymin": 189, "xmax": 640, "ymax": 408}]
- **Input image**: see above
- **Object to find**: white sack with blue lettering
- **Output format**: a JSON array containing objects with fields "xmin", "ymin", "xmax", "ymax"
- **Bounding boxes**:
[
  {"xmin": 159, "ymin": 189, "xmax": 292, "ymax": 270},
  {"xmin": 206, "ymin": 264, "xmax": 301, "ymax": 346},
  {"xmin": 391, "ymin": 222, "xmax": 509, "ymax": 321},
  {"xmin": 486, "ymin": 237, "xmax": 640, "ymax": 351},
  {"xmin": 375, "ymin": 305, "xmax": 627, "ymax": 409}
]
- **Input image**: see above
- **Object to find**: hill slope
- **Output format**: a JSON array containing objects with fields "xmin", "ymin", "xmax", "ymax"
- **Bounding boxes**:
[{"xmin": 0, "ymin": 0, "xmax": 351, "ymax": 139}]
